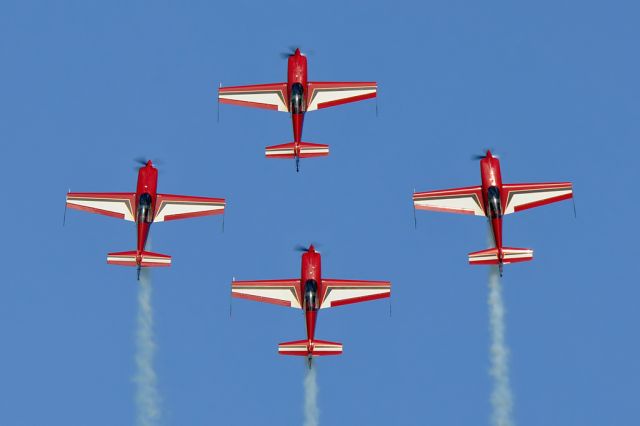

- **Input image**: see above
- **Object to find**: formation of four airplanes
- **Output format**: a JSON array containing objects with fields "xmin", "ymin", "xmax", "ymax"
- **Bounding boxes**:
[{"xmin": 65, "ymin": 48, "xmax": 574, "ymax": 367}]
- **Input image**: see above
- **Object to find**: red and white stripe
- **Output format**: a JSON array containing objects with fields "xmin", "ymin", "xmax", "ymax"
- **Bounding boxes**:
[
  {"xmin": 218, "ymin": 83, "xmax": 288, "ymax": 112},
  {"xmin": 320, "ymin": 279, "xmax": 391, "ymax": 309},
  {"xmin": 468, "ymin": 247, "xmax": 533, "ymax": 265},
  {"xmin": 106, "ymin": 251, "xmax": 172, "ymax": 267},
  {"xmin": 66, "ymin": 192, "xmax": 136, "ymax": 221},
  {"xmin": 278, "ymin": 339, "xmax": 343, "ymax": 356},
  {"xmin": 153, "ymin": 194, "xmax": 225, "ymax": 222},
  {"xmin": 502, "ymin": 182, "xmax": 573, "ymax": 214},
  {"xmin": 306, "ymin": 82, "xmax": 377, "ymax": 111},
  {"xmin": 413, "ymin": 186, "xmax": 485, "ymax": 216},
  {"xmin": 265, "ymin": 142, "xmax": 329, "ymax": 159},
  {"xmin": 232, "ymin": 279, "xmax": 302, "ymax": 309}
]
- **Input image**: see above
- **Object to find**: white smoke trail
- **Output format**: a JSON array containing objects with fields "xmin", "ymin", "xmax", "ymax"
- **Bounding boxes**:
[
  {"xmin": 304, "ymin": 364, "xmax": 319, "ymax": 426},
  {"xmin": 488, "ymin": 265, "xmax": 514, "ymax": 426},
  {"xmin": 134, "ymin": 269, "xmax": 161, "ymax": 426}
]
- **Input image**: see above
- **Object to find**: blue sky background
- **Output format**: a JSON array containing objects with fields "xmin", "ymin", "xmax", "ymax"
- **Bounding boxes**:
[{"xmin": 1, "ymin": 1, "xmax": 638, "ymax": 425}]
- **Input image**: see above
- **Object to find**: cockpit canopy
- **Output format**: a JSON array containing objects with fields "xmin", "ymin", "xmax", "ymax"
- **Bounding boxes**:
[
  {"xmin": 290, "ymin": 82, "xmax": 305, "ymax": 114},
  {"xmin": 487, "ymin": 186, "xmax": 502, "ymax": 218},
  {"xmin": 304, "ymin": 279, "xmax": 318, "ymax": 311},
  {"xmin": 137, "ymin": 193, "xmax": 154, "ymax": 224}
]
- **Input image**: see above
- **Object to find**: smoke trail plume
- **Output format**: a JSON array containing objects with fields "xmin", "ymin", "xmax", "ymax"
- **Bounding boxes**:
[
  {"xmin": 488, "ymin": 266, "xmax": 514, "ymax": 426},
  {"xmin": 304, "ymin": 364, "xmax": 319, "ymax": 426},
  {"xmin": 134, "ymin": 269, "xmax": 161, "ymax": 426}
]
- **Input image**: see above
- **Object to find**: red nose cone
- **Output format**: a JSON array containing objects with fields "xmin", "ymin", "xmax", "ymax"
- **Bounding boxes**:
[
  {"xmin": 295, "ymin": 48, "xmax": 301, "ymax": 56},
  {"xmin": 308, "ymin": 245, "xmax": 315, "ymax": 252},
  {"xmin": 486, "ymin": 150, "xmax": 492, "ymax": 158},
  {"xmin": 146, "ymin": 160, "xmax": 153, "ymax": 167}
]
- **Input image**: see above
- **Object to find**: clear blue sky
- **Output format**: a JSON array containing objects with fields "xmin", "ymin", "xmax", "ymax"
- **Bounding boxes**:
[{"xmin": 0, "ymin": 1, "xmax": 638, "ymax": 425}]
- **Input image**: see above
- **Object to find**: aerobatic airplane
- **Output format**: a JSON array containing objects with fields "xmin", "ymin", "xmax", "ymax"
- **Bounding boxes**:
[
  {"xmin": 232, "ymin": 245, "xmax": 390, "ymax": 367},
  {"xmin": 66, "ymin": 160, "xmax": 225, "ymax": 279},
  {"xmin": 218, "ymin": 48, "xmax": 377, "ymax": 171},
  {"xmin": 413, "ymin": 150, "xmax": 573, "ymax": 275}
]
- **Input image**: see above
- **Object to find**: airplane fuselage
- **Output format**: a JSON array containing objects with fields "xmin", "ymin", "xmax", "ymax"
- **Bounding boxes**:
[
  {"xmin": 134, "ymin": 161, "xmax": 158, "ymax": 262},
  {"xmin": 479, "ymin": 152, "xmax": 504, "ymax": 259},
  {"xmin": 287, "ymin": 49, "xmax": 308, "ymax": 145},
  {"xmin": 300, "ymin": 246, "xmax": 321, "ymax": 352}
]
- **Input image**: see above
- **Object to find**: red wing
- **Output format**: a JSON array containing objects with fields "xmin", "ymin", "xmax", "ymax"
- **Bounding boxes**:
[
  {"xmin": 153, "ymin": 194, "xmax": 225, "ymax": 222},
  {"xmin": 306, "ymin": 82, "xmax": 377, "ymax": 111},
  {"xmin": 232, "ymin": 279, "xmax": 301, "ymax": 309},
  {"xmin": 413, "ymin": 186, "xmax": 485, "ymax": 216},
  {"xmin": 319, "ymin": 279, "xmax": 391, "ymax": 309},
  {"xmin": 218, "ymin": 83, "xmax": 288, "ymax": 112},
  {"xmin": 502, "ymin": 182, "xmax": 573, "ymax": 214},
  {"xmin": 66, "ymin": 192, "xmax": 136, "ymax": 221}
]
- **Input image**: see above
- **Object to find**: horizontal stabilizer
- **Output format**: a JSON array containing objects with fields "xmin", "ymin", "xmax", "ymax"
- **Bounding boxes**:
[
  {"xmin": 468, "ymin": 247, "xmax": 533, "ymax": 265},
  {"xmin": 278, "ymin": 339, "xmax": 342, "ymax": 356},
  {"xmin": 265, "ymin": 142, "xmax": 329, "ymax": 159},
  {"xmin": 107, "ymin": 250, "xmax": 172, "ymax": 267}
]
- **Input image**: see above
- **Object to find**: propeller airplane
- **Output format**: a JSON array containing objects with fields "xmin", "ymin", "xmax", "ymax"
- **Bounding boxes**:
[
  {"xmin": 232, "ymin": 245, "xmax": 391, "ymax": 368},
  {"xmin": 66, "ymin": 160, "xmax": 225, "ymax": 279},
  {"xmin": 218, "ymin": 48, "xmax": 377, "ymax": 171},
  {"xmin": 413, "ymin": 150, "xmax": 574, "ymax": 275}
]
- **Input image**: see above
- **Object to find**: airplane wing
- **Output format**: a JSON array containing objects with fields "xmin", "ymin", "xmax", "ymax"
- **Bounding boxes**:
[
  {"xmin": 153, "ymin": 194, "xmax": 225, "ymax": 222},
  {"xmin": 218, "ymin": 83, "xmax": 289, "ymax": 112},
  {"xmin": 413, "ymin": 186, "xmax": 485, "ymax": 216},
  {"xmin": 66, "ymin": 192, "xmax": 136, "ymax": 221},
  {"xmin": 502, "ymin": 182, "xmax": 573, "ymax": 214},
  {"xmin": 306, "ymin": 82, "xmax": 377, "ymax": 111},
  {"xmin": 232, "ymin": 279, "xmax": 302, "ymax": 308},
  {"xmin": 319, "ymin": 279, "xmax": 391, "ymax": 309}
]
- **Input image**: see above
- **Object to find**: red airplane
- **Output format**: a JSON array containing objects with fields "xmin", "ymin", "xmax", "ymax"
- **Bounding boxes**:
[
  {"xmin": 232, "ymin": 245, "xmax": 390, "ymax": 367},
  {"xmin": 218, "ymin": 48, "xmax": 377, "ymax": 171},
  {"xmin": 413, "ymin": 151, "xmax": 573, "ymax": 275},
  {"xmin": 66, "ymin": 160, "xmax": 225, "ymax": 279}
]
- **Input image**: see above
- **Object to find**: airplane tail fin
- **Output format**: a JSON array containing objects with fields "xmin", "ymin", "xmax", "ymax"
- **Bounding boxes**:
[
  {"xmin": 278, "ymin": 339, "xmax": 343, "ymax": 357},
  {"xmin": 265, "ymin": 142, "xmax": 329, "ymax": 159},
  {"xmin": 468, "ymin": 247, "xmax": 533, "ymax": 265},
  {"xmin": 107, "ymin": 250, "xmax": 172, "ymax": 267}
]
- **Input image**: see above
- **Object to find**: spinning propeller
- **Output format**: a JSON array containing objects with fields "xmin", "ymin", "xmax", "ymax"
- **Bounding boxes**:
[
  {"xmin": 279, "ymin": 46, "xmax": 313, "ymax": 59},
  {"xmin": 294, "ymin": 243, "xmax": 321, "ymax": 253},
  {"xmin": 279, "ymin": 46, "xmax": 298, "ymax": 59},
  {"xmin": 133, "ymin": 157, "xmax": 164, "ymax": 169},
  {"xmin": 471, "ymin": 149, "xmax": 499, "ymax": 160}
]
